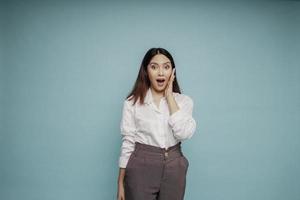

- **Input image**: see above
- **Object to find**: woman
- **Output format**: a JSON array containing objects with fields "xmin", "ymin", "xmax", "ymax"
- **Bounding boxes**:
[{"xmin": 117, "ymin": 47, "xmax": 196, "ymax": 200}]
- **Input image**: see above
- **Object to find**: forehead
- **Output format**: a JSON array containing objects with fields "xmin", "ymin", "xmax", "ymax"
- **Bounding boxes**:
[{"xmin": 149, "ymin": 54, "xmax": 171, "ymax": 64}]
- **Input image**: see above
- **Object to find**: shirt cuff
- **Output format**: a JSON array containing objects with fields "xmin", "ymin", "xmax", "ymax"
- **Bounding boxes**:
[{"xmin": 119, "ymin": 156, "xmax": 129, "ymax": 168}]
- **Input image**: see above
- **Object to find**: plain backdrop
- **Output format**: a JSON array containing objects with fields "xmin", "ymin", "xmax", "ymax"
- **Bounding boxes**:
[{"xmin": 1, "ymin": 0, "xmax": 299, "ymax": 199}]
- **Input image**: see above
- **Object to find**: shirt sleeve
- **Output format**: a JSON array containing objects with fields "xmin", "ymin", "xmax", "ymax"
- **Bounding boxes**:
[
  {"xmin": 168, "ymin": 95, "xmax": 196, "ymax": 141},
  {"xmin": 118, "ymin": 99, "xmax": 137, "ymax": 168}
]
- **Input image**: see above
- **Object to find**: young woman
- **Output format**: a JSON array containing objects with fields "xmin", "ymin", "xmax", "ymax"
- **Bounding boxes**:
[{"xmin": 117, "ymin": 47, "xmax": 196, "ymax": 200}]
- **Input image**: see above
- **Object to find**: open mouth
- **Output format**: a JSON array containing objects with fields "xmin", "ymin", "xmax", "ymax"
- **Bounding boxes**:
[{"xmin": 156, "ymin": 78, "xmax": 166, "ymax": 86}]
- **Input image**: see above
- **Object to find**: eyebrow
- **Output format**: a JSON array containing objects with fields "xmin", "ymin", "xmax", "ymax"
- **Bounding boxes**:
[{"xmin": 149, "ymin": 62, "xmax": 171, "ymax": 65}]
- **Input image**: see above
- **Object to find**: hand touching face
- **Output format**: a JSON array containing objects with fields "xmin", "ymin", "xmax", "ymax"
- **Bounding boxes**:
[{"xmin": 164, "ymin": 68, "xmax": 175, "ymax": 97}]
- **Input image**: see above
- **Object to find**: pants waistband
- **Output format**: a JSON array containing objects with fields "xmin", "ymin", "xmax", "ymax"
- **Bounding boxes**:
[{"xmin": 134, "ymin": 142, "xmax": 182, "ymax": 153}]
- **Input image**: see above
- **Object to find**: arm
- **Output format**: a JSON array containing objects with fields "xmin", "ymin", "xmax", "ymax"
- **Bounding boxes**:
[
  {"xmin": 167, "ymin": 95, "xmax": 196, "ymax": 140},
  {"xmin": 117, "ymin": 168, "xmax": 126, "ymax": 200},
  {"xmin": 118, "ymin": 168, "xmax": 126, "ymax": 185},
  {"xmin": 117, "ymin": 100, "xmax": 136, "ymax": 199},
  {"xmin": 118, "ymin": 99, "xmax": 137, "ymax": 178},
  {"xmin": 166, "ymin": 93, "xmax": 179, "ymax": 115}
]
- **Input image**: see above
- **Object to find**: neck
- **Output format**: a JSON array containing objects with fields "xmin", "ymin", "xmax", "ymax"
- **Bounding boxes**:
[{"xmin": 150, "ymin": 87, "xmax": 164, "ymax": 100}]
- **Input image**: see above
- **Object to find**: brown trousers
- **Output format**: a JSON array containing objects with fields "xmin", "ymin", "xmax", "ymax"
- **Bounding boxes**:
[{"xmin": 124, "ymin": 142, "xmax": 189, "ymax": 200}]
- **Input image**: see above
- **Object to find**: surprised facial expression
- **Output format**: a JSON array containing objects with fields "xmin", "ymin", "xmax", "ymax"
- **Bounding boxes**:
[{"xmin": 147, "ymin": 54, "xmax": 173, "ymax": 93}]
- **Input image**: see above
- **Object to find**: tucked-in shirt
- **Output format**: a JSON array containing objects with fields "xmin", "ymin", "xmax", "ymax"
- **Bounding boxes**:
[{"xmin": 118, "ymin": 88, "xmax": 196, "ymax": 168}]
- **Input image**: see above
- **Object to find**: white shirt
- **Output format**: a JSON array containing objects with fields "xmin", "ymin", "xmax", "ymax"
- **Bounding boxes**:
[{"xmin": 118, "ymin": 88, "xmax": 196, "ymax": 168}]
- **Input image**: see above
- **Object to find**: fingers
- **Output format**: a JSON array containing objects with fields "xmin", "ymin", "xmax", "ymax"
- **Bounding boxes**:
[
  {"xmin": 173, "ymin": 68, "xmax": 176, "ymax": 80},
  {"xmin": 117, "ymin": 194, "xmax": 125, "ymax": 200},
  {"xmin": 168, "ymin": 68, "xmax": 175, "ymax": 83},
  {"xmin": 117, "ymin": 186, "xmax": 125, "ymax": 200},
  {"xmin": 165, "ymin": 68, "xmax": 176, "ymax": 97},
  {"xmin": 172, "ymin": 68, "xmax": 175, "ymax": 80},
  {"xmin": 171, "ymin": 68, "xmax": 175, "ymax": 83}
]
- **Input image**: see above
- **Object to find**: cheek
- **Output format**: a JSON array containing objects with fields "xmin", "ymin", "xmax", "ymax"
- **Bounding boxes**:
[{"xmin": 147, "ymin": 71, "xmax": 156, "ymax": 83}]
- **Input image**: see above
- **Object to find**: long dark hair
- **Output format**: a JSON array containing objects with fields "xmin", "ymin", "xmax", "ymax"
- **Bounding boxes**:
[{"xmin": 126, "ymin": 47, "xmax": 181, "ymax": 105}]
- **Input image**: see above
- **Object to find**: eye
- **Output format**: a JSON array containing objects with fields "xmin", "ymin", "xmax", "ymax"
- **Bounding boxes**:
[
  {"xmin": 164, "ymin": 65, "xmax": 170, "ymax": 69},
  {"xmin": 150, "ymin": 65, "xmax": 157, "ymax": 69}
]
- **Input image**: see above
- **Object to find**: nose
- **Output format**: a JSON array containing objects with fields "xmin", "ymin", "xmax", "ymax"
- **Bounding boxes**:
[{"xmin": 158, "ymin": 68, "xmax": 163, "ymax": 75}]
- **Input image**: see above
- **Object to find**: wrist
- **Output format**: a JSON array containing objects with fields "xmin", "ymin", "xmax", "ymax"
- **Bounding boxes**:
[{"xmin": 166, "ymin": 93, "xmax": 173, "ymax": 99}]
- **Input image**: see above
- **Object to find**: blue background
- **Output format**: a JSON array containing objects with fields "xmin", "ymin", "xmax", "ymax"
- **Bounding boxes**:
[{"xmin": 1, "ymin": 0, "xmax": 299, "ymax": 199}]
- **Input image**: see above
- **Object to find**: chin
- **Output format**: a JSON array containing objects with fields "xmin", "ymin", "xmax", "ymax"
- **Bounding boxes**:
[{"xmin": 153, "ymin": 86, "xmax": 166, "ymax": 92}]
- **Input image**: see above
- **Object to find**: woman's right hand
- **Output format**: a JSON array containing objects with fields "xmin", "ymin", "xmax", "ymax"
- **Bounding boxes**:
[
  {"xmin": 117, "ymin": 168, "xmax": 126, "ymax": 200},
  {"xmin": 117, "ymin": 183, "xmax": 125, "ymax": 200}
]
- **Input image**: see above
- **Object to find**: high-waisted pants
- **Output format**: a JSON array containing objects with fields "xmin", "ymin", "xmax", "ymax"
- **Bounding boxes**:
[{"xmin": 124, "ymin": 141, "xmax": 189, "ymax": 200}]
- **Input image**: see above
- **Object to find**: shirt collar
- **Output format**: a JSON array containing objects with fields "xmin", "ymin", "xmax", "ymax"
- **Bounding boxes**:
[
  {"xmin": 144, "ymin": 88, "xmax": 153, "ymax": 105},
  {"xmin": 144, "ymin": 88, "xmax": 178, "ymax": 105}
]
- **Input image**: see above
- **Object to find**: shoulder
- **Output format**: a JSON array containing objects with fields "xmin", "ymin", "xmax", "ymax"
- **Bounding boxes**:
[{"xmin": 122, "ymin": 95, "xmax": 136, "ymax": 109}]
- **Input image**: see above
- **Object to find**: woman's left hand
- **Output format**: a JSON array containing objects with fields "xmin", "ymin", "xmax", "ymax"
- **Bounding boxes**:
[{"xmin": 164, "ymin": 68, "xmax": 175, "ymax": 98}]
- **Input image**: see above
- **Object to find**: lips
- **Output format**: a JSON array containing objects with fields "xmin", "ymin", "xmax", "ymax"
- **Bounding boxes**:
[
  {"xmin": 156, "ymin": 78, "xmax": 166, "ymax": 83},
  {"xmin": 156, "ymin": 78, "xmax": 166, "ymax": 86}
]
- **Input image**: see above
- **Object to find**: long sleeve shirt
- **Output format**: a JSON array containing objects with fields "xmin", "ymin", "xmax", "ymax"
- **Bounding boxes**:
[{"xmin": 118, "ymin": 87, "xmax": 196, "ymax": 168}]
